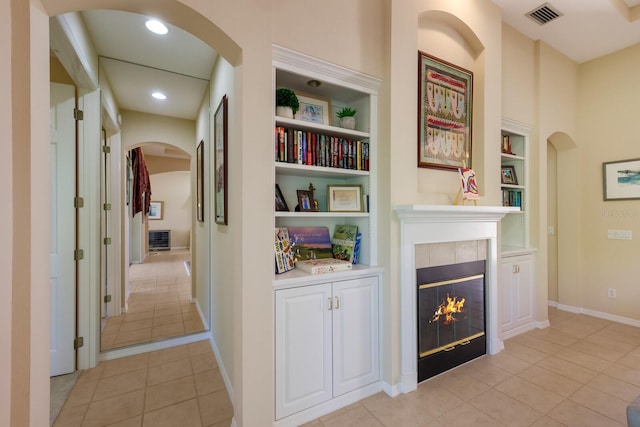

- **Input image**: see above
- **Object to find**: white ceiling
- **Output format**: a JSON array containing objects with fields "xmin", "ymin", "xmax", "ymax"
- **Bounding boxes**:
[
  {"xmin": 78, "ymin": 3, "xmax": 640, "ymax": 126},
  {"xmin": 81, "ymin": 9, "xmax": 217, "ymax": 121},
  {"xmin": 493, "ymin": 0, "xmax": 640, "ymax": 63}
]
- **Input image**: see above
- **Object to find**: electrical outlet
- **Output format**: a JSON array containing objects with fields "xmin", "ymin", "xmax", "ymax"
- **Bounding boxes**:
[{"xmin": 608, "ymin": 288, "xmax": 617, "ymax": 298}]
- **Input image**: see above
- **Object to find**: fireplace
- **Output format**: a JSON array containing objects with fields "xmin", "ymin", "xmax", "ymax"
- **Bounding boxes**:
[
  {"xmin": 417, "ymin": 260, "xmax": 486, "ymax": 382},
  {"xmin": 395, "ymin": 204, "xmax": 515, "ymax": 393}
]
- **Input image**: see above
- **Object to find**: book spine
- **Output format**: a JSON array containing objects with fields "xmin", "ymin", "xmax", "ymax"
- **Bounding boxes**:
[{"xmin": 287, "ymin": 128, "xmax": 294, "ymax": 163}]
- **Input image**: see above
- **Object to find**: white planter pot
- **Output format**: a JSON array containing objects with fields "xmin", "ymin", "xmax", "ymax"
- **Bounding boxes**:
[
  {"xmin": 339, "ymin": 116, "xmax": 356, "ymax": 130},
  {"xmin": 276, "ymin": 106, "xmax": 294, "ymax": 119}
]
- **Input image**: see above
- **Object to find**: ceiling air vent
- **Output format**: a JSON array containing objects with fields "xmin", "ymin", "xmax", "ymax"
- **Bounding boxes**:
[{"xmin": 526, "ymin": 3, "xmax": 563, "ymax": 25}]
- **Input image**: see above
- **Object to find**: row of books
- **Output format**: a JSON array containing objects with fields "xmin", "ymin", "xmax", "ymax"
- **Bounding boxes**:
[
  {"xmin": 275, "ymin": 126, "xmax": 370, "ymax": 171},
  {"xmin": 502, "ymin": 189, "xmax": 522, "ymax": 208},
  {"xmin": 275, "ymin": 225, "xmax": 362, "ymax": 275}
]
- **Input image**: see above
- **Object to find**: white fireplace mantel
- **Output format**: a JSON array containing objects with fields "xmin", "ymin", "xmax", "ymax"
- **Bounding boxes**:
[{"xmin": 394, "ymin": 204, "xmax": 516, "ymax": 393}]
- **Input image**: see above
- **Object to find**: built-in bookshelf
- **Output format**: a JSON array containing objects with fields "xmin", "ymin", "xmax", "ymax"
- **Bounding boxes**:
[
  {"xmin": 500, "ymin": 119, "xmax": 532, "ymax": 252},
  {"xmin": 272, "ymin": 45, "xmax": 380, "ymax": 280}
]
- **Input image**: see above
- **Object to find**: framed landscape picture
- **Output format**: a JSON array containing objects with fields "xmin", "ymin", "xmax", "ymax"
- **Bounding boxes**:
[
  {"xmin": 418, "ymin": 51, "xmax": 473, "ymax": 171},
  {"xmin": 603, "ymin": 158, "xmax": 640, "ymax": 200},
  {"xmin": 295, "ymin": 94, "xmax": 331, "ymax": 125}
]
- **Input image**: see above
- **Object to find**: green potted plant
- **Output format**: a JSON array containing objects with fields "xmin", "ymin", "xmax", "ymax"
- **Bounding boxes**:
[
  {"xmin": 336, "ymin": 106, "xmax": 357, "ymax": 130},
  {"xmin": 275, "ymin": 88, "xmax": 299, "ymax": 119}
]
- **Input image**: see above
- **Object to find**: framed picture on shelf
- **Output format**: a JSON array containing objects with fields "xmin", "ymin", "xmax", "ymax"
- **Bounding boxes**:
[
  {"xmin": 327, "ymin": 184, "xmax": 363, "ymax": 212},
  {"xmin": 418, "ymin": 51, "xmax": 473, "ymax": 171},
  {"xmin": 296, "ymin": 189, "xmax": 317, "ymax": 212},
  {"xmin": 603, "ymin": 158, "xmax": 640, "ymax": 200},
  {"xmin": 275, "ymin": 184, "xmax": 289, "ymax": 212},
  {"xmin": 295, "ymin": 93, "xmax": 331, "ymax": 125},
  {"xmin": 214, "ymin": 95, "xmax": 228, "ymax": 225},
  {"xmin": 196, "ymin": 140, "xmax": 204, "ymax": 222},
  {"xmin": 501, "ymin": 165, "xmax": 518, "ymax": 185},
  {"xmin": 149, "ymin": 201, "xmax": 163, "ymax": 220}
]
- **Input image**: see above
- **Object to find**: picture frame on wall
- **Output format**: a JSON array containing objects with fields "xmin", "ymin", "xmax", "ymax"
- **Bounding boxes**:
[
  {"xmin": 214, "ymin": 95, "xmax": 228, "ymax": 225},
  {"xmin": 603, "ymin": 158, "xmax": 640, "ymax": 200},
  {"xmin": 196, "ymin": 140, "xmax": 204, "ymax": 222},
  {"xmin": 149, "ymin": 201, "xmax": 163, "ymax": 220},
  {"xmin": 295, "ymin": 93, "xmax": 331, "ymax": 125},
  {"xmin": 417, "ymin": 51, "xmax": 473, "ymax": 171}
]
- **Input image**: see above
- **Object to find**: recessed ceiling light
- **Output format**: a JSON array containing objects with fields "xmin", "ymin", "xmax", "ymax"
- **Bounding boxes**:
[
  {"xmin": 145, "ymin": 19, "xmax": 168, "ymax": 35},
  {"xmin": 152, "ymin": 92, "xmax": 167, "ymax": 100}
]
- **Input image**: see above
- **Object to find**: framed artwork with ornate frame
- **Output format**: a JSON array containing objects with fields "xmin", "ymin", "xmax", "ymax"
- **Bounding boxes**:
[
  {"xmin": 418, "ymin": 51, "xmax": 473, "ymax": 171},
  {"xmin": 214, "ymin": 95, "xmax": 228, "ymax": 225}
]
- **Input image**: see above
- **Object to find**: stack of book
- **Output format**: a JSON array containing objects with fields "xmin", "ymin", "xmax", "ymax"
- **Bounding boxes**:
[{"xmin": 295, "ymin": 258, "xmax": 353, "ymax": 274}]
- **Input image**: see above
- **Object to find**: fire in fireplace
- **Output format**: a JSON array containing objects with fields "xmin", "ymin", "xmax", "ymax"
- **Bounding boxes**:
[{"xmin": 417, "ymin": 260, "xmax": 486, "ymax": 382}]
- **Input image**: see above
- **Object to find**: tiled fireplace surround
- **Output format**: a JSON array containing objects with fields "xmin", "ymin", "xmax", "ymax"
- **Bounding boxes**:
[{"xmin": 395, "ymin": 204, "xmax": 515, "ymax": 393}]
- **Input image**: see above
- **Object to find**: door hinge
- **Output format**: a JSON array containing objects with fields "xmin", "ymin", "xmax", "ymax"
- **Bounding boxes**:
[
  {"xmin": 102, "ymin": 145, "xmax": 111, "ymax": 154},
  {"xmin": 104, "ymin": 237, "xmax": 112, "ymax": 245},
  {"xmin": 74, "ymin": 337, "xmax": 84, "ymax": 349},
  {"xmin": 104, "ymin": 295, "xmax": 112, "ymax": 303},
  {"xmin": 74, "ymin": 197, "xmax": 84, "ymax": 208},
  {"xmin": 74, "ymin": 109, "xmax": 84, "ymax": 121},
  {"xmin": 103, "ymin": 203, "xmax": 111, "ymax": 211},
  {"xmin": 74, "ymin": 249, "xmax": 84, "ymax": 260}
]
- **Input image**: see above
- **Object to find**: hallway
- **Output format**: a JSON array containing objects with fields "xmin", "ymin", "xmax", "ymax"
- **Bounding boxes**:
[
  {"xmin": 53, "ymin": 340, "xmax": 232, "ymax": 426},
  {"xmin": 101, "ymin": 250, "xmax": 205, "ymax": 350}
]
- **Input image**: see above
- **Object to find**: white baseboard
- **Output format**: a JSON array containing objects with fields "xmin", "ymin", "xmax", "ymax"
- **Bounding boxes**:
[
  {"xmin": 550, "ymin": 301, "xmax": 640, "ymax": 328},
  {"xmin": 274, "ymin": 382, "xmax": 382, "ymax": 427},
  {"xmin": 381, "ymin": 380, "xmax": 400, "ymax": 398},
  {"xmin": 193, "ymin": 299, "xmax": 210, "ymax": 331},
  {"xmin": 207, "ymin": 334, "xmax": 235, "ymax": 409},
  {"xmin": 98, "ymin": 331, "xmax": 211, "ymax": 362}
]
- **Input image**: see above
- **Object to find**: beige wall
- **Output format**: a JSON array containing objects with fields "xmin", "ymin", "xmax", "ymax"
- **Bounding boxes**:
[
  {"xmin": 576, "ymin": 43, "xmax": 640, "ymax": 320},
  {"xmin": 120, "ymin": 110, "xmax": 196, "ymax": 156},
  {"xmin": 1, "ymin": 0, "xmax": 12, "ymax": 424},
  {"xmin": 148, "ymin": 171, "xmax": 191, "ymax": 249},
  {"xmin": 144, "ymin": 154, "xmax": 190, "ymax": 175}
]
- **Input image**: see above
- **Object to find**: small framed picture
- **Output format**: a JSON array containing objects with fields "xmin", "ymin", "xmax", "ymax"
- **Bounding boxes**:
[
  {"xmin": 603, "ymin": 158, "xmax": 640, "ymax": 200},
  {"xmin": 275, "ymin": 184, "xmax": 289, "ymax": 212},
  {"xmin": 501, "ymin": 166, "xmax": 518, "ymax": 185},
  {"xmin": 327, "ymin": 184, "xmax": 363, "ymax": 212},
  {"xmin": 149, "ymin": 201, "xmax": 163, "ymax": 220},
  {"xmin": 296, "ymin": 190, "xmax": 317, "ymax": 212},
  {"xmin": 295, "ymin": 94, "xmax": 331, "ymax": 125}
]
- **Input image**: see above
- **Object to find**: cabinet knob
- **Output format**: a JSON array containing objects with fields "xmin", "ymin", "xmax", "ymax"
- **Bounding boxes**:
[
  {"xmin": 335, "ymin": 296, "xmax": 340, "ymax": 309},
  {"xmin": 328, "ymin": 297, "xmax": 333, "ymax": 310}
]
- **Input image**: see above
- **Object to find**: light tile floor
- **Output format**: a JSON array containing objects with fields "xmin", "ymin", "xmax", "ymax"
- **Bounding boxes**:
[
  {"xmin": 101, "ymin": 250, "xmax": 205, "ymax": 350},
  {"xmin": 304, "ymin": 308, "xmax": 640, "ymax": 426},
  {"xmin": 53, "ymin": 340, "xmax": 233, "ymax": 427},
  {"xmin": 57, "ymin": 308, "xmax": 640, "ymax": 426}
]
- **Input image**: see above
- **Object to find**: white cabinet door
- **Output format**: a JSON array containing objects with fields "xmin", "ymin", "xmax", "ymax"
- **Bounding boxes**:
[
  {"xmin": 275, "ymin": 284, "xmax": 333, "ymax": 420},
  {"xmin": 500, "ymin": 254, "xmax": 535, "ymax": 336},
  {"xmin": 332, "ymin": 276, "xmax": 379, "ymax": 397},
  {"xmin": 499, "ymin": 259, "xmax": 516, "ymax": 332},
  {"xmin": 513, "ymin": 256, "xmax": 534, "ymax": 325}
]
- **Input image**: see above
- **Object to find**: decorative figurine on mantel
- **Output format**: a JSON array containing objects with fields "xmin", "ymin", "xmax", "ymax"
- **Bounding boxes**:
[{"xmin": 454, "ymin": 163, "xmax": 479, "ymax": 206}]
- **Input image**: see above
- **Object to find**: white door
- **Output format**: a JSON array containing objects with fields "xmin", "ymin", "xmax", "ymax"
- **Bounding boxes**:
[
  {"xmin": 50, "ymin": 83, "xmax": 76, "ymax": 376},
  {"xmin": 332, "ymin": 276, "xmax": 379, "ymax": 397},
  {"xmin": 275, "ymin": 284, "xmax": 332, "ymax": 420}
]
